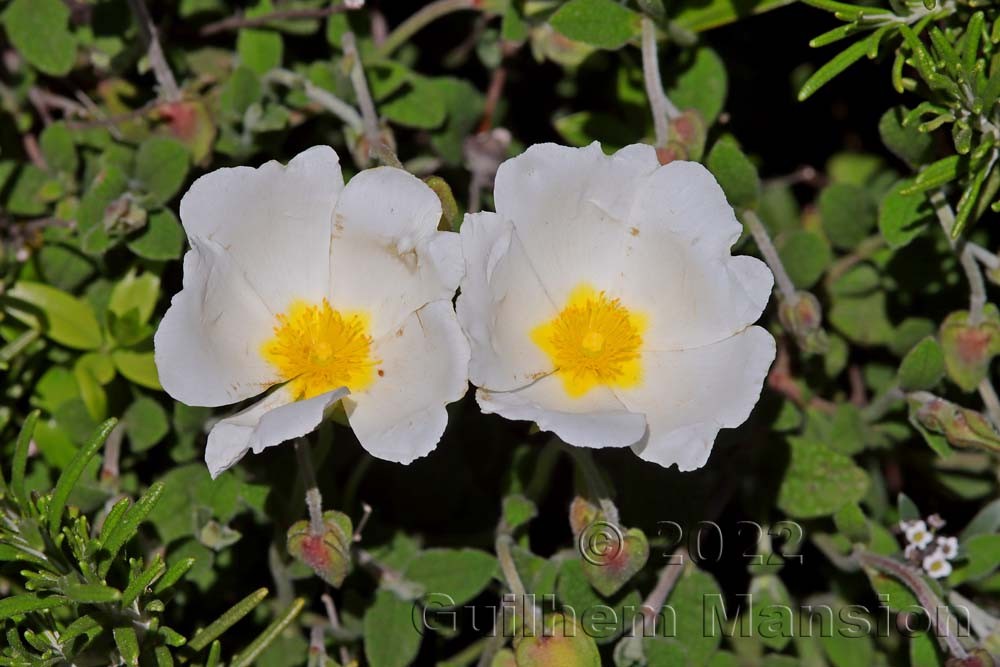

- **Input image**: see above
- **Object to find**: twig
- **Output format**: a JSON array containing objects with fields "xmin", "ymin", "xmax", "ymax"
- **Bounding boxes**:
[
  {"xmin": 73, "ymin": 90, "xmax": 124, "ymax": 140},
  {"xmin": 640, "ymin": 17, "xmax": 677, "ymax": 149},
  {"xmin": 100, "ymin": 423, "xmax": 125, "ymax": 484},
  {"xmin": 478, "ymin": 63, "xmax": 508, "ymax": 134},
  {"xmin": 200, "ymin": 5, "xmax": 351, "ymax": 36},
  {"xmin": 978, "ymin": 378, "xmax": 1000, "ymax": 430},
  {"xmin": 948, "ymin": 590, "xmax": 1000, "ymax": 640},
  {"xmin": 824, "ymin": 235, "xmax": 885, "ymax": 287},
  {"xmin": 475, "ymin": 608, "xmax": 507, "ymax": 667},
  {"xmin": 342, "ymin": 31, "xmax": 401, "ymax": 167},
  {"xmin": 22, "ymin": 135, "xmax": 47, "ymax": 170},
  {"xmin": 564, "ymin": 445, "xmax": 619, "ymax": 524},
  {"xmin": 854, "ymin": 549, "xmax": 968, "ymax": 660},
  {"xmin": 265, "ymin": 69, "xmax": 363, "ymax": 132},
  {"xmin": 931, "ymin": 190, "xmax": 987, "ymax": 324},
  {"xmin": 321, "ymin": 593, "xmax": 353, "ymax": 666},
  {"xmin": 375, "ymin": 0, "xmax": 478, "ymax": 57},
  {"xmin": 742, "ymin": 209, "xmax": 797, "ymax": 302},
  {"xmin": 495, "ymin": 534, "xmax": 527, "ymax": 597},
  {"xmin": 127, "ymin": 0, "xmax": 181, "ymax": 102},
  {"xmin": 637, "ymin": 549, "xmax": 685, "ymax": 633},
  {"xmin": 294, "ymin": 439, "xmax": 325, "ymax": 536},
  {"xmin": 64, "ymin": 99, "xmax": 160, "ymax": 131},
  {"xmin": 968, "ymin": 242, "xmax": 1000, "ymax": 271},
  {"xmin": 862, "ymin": 385, "xmax": 904, "ymax": 422},
  {"xmin": 352, "ymin": 502, "xmax": 372, "ymax": 542}
]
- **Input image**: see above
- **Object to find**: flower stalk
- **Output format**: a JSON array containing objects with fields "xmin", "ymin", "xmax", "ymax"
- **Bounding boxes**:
[
  {"xmin": 640, "ymin": 17, "xmax": 679, "ymax": 149},
  {"xmin": 342, "ymin": 31, "xmax": 402, "ymax": 168},
  {"xmin": 126, "ymin": 0, "xmax": 181, "ymax": 102},
  {"xmin": 742, "ymin": 209, "xmax": 797, "ymax": 302},
  {"xmin": 854, "ymin": 548, "xmax": 968, "ymax": 660},
  {"xmin": 294, "ymin": 439, "xmax": 325, "ymax": 536},
  {"xmin": 375, "ymin": 0, "xmax": 478, "ymax": 58}
]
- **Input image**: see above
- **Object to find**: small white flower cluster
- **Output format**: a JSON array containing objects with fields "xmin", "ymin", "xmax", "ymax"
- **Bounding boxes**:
[{"xmin": 901, "ymin": 515, "xmax": 959, "ymax": 580}]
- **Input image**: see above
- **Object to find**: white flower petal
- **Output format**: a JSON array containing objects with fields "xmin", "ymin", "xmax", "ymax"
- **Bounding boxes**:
[
  {"xmin": 457, "ymin": 212, "xmax": 558, "ymax": 391},
  {"xmin": 328, "ymin": 167, "xmax": 463, "ymax": 338},
  {"xmin": 345, "ymin": 301, "xmax": 469, "ymax": 464},
  {"xmin": 624, "ymin": 326, "xmax": 775, "ymax": 470},
  {"xmin": 205, "ymin": 386, "xmax": 348, "ymax": 478},
  {"xmin": 476, "ymin": 379, "xmax": 646, "ymax": 449},
  {"xmin": 922, "ymin": 550, "xmax": 952, "ymax": 579},
  {"xmin": 619, "ymin": 161, "xmax": 773, "ymax": 350},
  {"xmin": 155, "ymin": 240, "xmax": 279, "ymax": 407},
  {"xmin": 492, "ymin": 142, "xmax": 661, "ymax": 304},
  {"xmin": 179, "ymin": 145, "xmax": 343, "ymax": 313}
]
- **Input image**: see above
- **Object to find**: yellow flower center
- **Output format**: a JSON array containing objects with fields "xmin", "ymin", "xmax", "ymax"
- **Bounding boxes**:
[
  {"xmin": 262, "ymin": 300, "xmax": 377, "ymax": 400},
  {"xmin": 531, "ymin": 285, "xmax": 645, "ymax": 397}
]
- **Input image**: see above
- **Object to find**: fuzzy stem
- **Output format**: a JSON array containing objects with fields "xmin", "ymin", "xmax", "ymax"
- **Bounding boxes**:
[
  {"xmin": 968, "ymin": 242, "xmax": 1000, "ymax": 271},
  {"xmin": 637, "ymin": 549, "xmax": 685, "ymax": 633},
  {"xmin": 978, "ymin": 378, "xmax": 1000, "ymax": 430},
  {"xmin": 200, "ymin": 5, "xmax": 352, "ymax": 36},
  {"xmin": 564, "ymin": 445, "xmax": 619, "ymax": 524},
  {"xmin": 932, "ymin": 190, "xmax": 987, "ymax": 324},
  {"xmin": 127, "ymin": 0, "xmax": 181, "ymax": 102},
  {"xmin": 266, "ymin": 69, "xmax": 363, "ymax": 132},
  {"xmin": 294, "ymin": 439, "xmax": 325, "ymax": 536},
  {"xmin": 855, "ymin": 549, "xmax": 968, "ymax": 660},
  {"xmin": 376, "ymin": 0, "xmax": 478, "ymax": 58},
  {"xmin": 342, "ymin": 31, "xmax": 402, "ymax": 168},
  {"xmin": 948, "ymin": 590, "xmax": 1000, "ymax": 640},
  {"xmin": 862, "ymin": 385, "xmax": 904, "ymax": 423},
  {"xmin": 640, "ymin": 17, "xmax": 677, "ymax": 149},
  {"xmin": 742, "ymin": 209, "xmax": 798, "ymax": 301},
  {"xmin": 321, "ymin": 593, "xmax": 353, "ymax": 666}
]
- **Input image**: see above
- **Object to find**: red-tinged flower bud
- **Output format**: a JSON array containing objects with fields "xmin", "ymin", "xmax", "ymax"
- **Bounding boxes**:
[
  {"xmin": 778, "ymin": 291, "xmax": 828, "ymax": 354},
  {"xmin": 569, "ymin": 496, "xmax": 649, "ymax": 597},
  {"xmin": 287, "ymin": 510, "xmax": 354, "ymax": 588},
  {"xmin": 939, "ymin": 307, "xmax": 1000, "ymax": 392},
  {"xmin": 514, "ymin": 614, "xmax": 601, "ymax": 667},
  {"xmin": 667, "ymin": 109, "xmax": 706, "ymax": 162},
  {"xmin": 945, "ymin": 649, "xmax": 997, "ymax": 667}
]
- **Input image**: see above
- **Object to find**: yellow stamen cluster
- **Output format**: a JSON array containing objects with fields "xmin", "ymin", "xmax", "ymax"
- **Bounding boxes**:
[
  {"xmin": 262, "ymin": 300, "xmax": 377, "ymax": 399},
  {"xmin": 532, "ymin": 285, "xmax": 645, "ymax": 397}
]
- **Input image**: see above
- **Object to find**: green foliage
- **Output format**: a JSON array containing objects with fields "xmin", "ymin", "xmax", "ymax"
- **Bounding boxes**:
[{"xmin": 0, "ymin": 419, "xmax": 294, "ymax": 665}]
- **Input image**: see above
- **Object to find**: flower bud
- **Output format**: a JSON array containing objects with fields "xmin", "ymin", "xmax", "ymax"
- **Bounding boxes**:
[
  {"xmin": 945, "ymin": 649, "xmax": 997, "ymax": 667},
  {"xmin": 939, "ymin": 307, "xmax": 1000, "ymax": 392},
  {"xmin": 424, "ymin": 176, "xmax": 460, "ymax": 231},
  {"xmin": 913, "ymin": 396, "xmax": 1000, "ymax": 453},
  {"xmin": 778, "ymin": 291, "xmax": 828, "ymax": 354},
  {"xmin": 667, "ymin": 109, "xmax": 706, "ymax": 162},
  {"xmin": 287, "ymin": 510, "xmax": 354, "ymax": 588},
  {"xmin": 568, "ymin": 496, "xmax": 649, "ymax": 597},
  {"xmin": 514, "ymin": 614, "xmax": 601, "ymax": 667}
]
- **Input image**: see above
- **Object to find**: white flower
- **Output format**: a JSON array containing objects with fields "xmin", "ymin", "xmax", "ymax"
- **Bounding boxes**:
[
  {"xmin": 457, "ymin": 143, "xmax": 775, "ymax": 470},
  {"xmin": 155, "ymin": 146, "xmax": 469, "ymax": 477},
  {"xmin": 904, "ymin": 544, "xmax": 920, "ymax": 560},
  {"xmin": 905, "ymin": 520, "xmax": 933, "ymax": 549},
  {"xmin": 937, "ymin": 535, "xmax": 959, "ymax": 560},
  {"xmin": 922, "ymin": 549, "xmax": 953, "ymax": 580}
]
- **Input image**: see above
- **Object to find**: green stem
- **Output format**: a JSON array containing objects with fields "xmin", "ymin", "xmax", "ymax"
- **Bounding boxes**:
[{"xmin": 375, "ymin": 0, "xmax": 478, "ymax": 58}]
